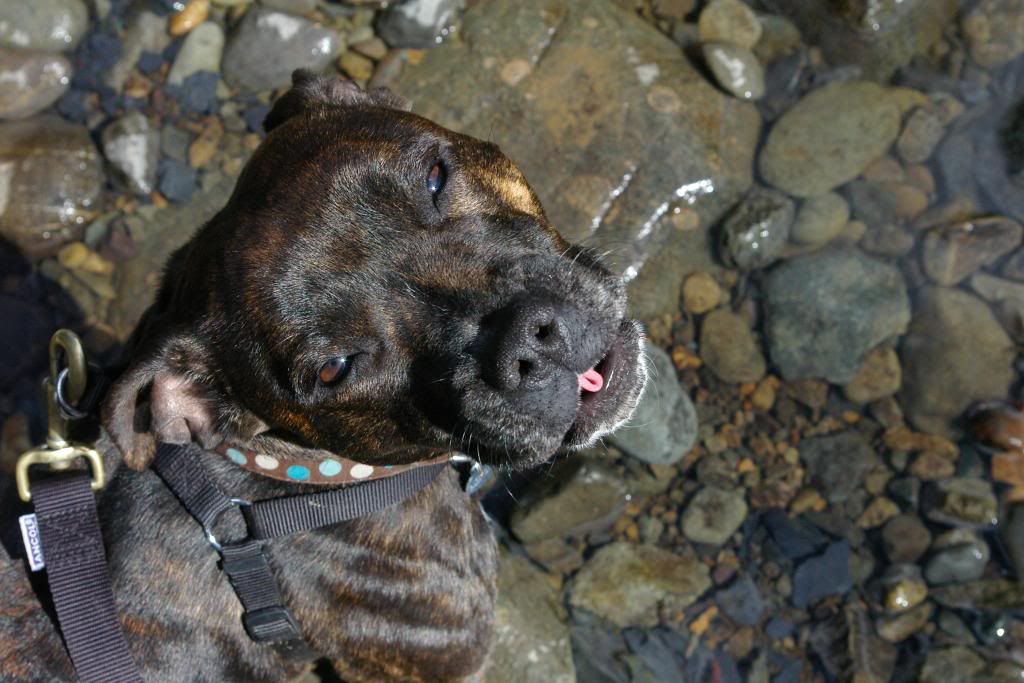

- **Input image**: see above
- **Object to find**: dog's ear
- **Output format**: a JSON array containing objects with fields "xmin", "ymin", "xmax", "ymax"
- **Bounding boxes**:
[
  {"xmin": 263, "ymin": 69, "xmax": 411, "ymax": 133},
  {"xmin": 101, "ymin": 329, "xmax": 268, "ymax": 470}
]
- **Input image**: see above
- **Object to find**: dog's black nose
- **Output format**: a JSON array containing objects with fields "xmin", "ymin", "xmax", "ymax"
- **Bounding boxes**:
[{"xmin": 486, "ymin": 293, "xmax": 582, "ymax": 392}]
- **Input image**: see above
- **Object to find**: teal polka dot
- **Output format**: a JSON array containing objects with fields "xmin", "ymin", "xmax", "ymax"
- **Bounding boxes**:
[
  {"xmin": 226, "ymin": 448, "xmax": 247, "ymax": 465},
  {"xmin": 286, "ymin": 465, "xmax": 310, "ymax": 481},
  {"xmin": 318, "ymin": 459, "xmax": 342, "ymax": 477}
]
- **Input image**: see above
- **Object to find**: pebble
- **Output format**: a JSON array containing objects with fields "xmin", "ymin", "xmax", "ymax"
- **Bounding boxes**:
[
  {"xmin": 900, "ymin": 287, "xmax": 1015, "ymax": 436},
  {"xmin": 792, "ymin": 541, "xmax": 852, "ymax": 608},
  {"xmin": 844, "ymin": 347, "xmax": 901, "ymax": 404},
  {"xmin": 962, "ymin": 0, "xmax": 1024, "ymax": 67},
  {"xmin": 568, "ymin": 542, "xmax": 710, "ymax": 627},
  {"xmin": 718, "ymin": 187, "xmax": 794, "ymax": 270},
  {"xmin": 789, "ymin": 192, "xmax": 848, "ymax": 246},
  {"xmin": 681, "ymin": 485, "xmax": 748, "ymax": 546},
  {"xmin": 168, "ymin": 21, "xmax": 224, "ymax": 86},
  {"xmin": 702, "ymin": 43, "xmax": 764, "ymax": 101},
  {"xmin": 699, "ymin": 309, "xmax": 765, "ymax": 384},
  {"xmin": 921, "ymin": 216, "xmax": 1023, "ymax": 286},
  {"xmin": 897, "ymin": 106, "xmax": 946, "ymax": 164},
  {"xmin": 765, "ymin": 248, "xmax": 910, "ymax": 383},
  {"xmin": 882, "ymin": 564, "xmax": 928, "ymax": 612},
  {"xmin": 1004, "ymin": 504, "xmax": 1024, "ymax": 579},
  {"xmin": 377, "ymin": 0, "xmax": 462, "ymax": 49},
  {"xmin": 158, "ymin": 158, "xmax": 198, "ymax": 203},
  {"xmin": 919, "ymin": 647, "xmax": 986, "ymax": 683},
  {"xmin": 881, "ymin": 514, "xmax": 932, "ymax": 564},
  {"xmin": 855, "ymin": 496, "xmax": 899, "ymax": 529},
  {"xmin": 161, "ymin": 124, "xmax": 192, "ymax": 163},
  {"xmin": 261, "ymin": 0, "xmax": 318, "ymax": 13},
  {"xmin": 761, "ymin": 509, "xmax": 829, "ymax": 560},
  {"xmin": 188, "ymin": 118, "xmax": 223, "ymax": 168},
  {"xmin": 0, "ymin": 0, "xmax": 89, "ymax": 52},
  {"xmin": 697, "ymin": 0, "xmax": 762, "ymax": 49},
  {"xmin": 105, "ymin": 11, "xmax": 170, "ymax": 92},
  {"xmin": 923, "ymin": 477, "xmax": 999, "ymax": 528},
  {"xmin": 752, "ymin": 13, "xmax": 800, "ymax": 63},
  {"xmin": 222, "ymin": 9, "xmax": 341, "ymax": 92},
  {"xmin": 909, "ymin": 451, "xmax": 956, "ymax": 480},
  {"xmin": 0, "ymin": 48, "xmax": 70, "ymax": 120},
  {"xmin": 925, "ymin": 528, "xmax": 991, "ymax": 585},
  {"xmin": 681, "ymin": 272, "xmax": 720, "ymax": 314},
  {"xmin": 0, "ymin": 116, "xmax": 102, "ymax": 259},
  {"xmin": 760, "ymin": 81, "xmax": 901, "ymax": 197},
  {"xmin": 608, "ymin": 343, "xmax": 697, "ymax": 465},
  {"xmin": 715, "ymin": 573, "xmax": 764, "ymax": 626},
  {"xmin": 877, "ymin": 603, "xmax": 933, "ymax": 643},
  {"xmin": 170, "ymin": 0, "xmax": 209, "ymax": 36},
  {"xmin": 339, "ymin": 50, "xmax": 375, "ymax": 82},
  {"xmin": 860, "ymin": 222, "xmax": 916, "ymax": 258},
  {"xmin": 801, "ymin": 431, "xmax": 881, "ymax": 505},
  {"xmin": 102, "ymin": 111, "xmax": 160, "ymax": 196}
]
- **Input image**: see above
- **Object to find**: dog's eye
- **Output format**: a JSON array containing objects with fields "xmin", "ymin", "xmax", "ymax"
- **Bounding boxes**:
[
  {"xmin": 318, "ymin": 356, "xmax": 352, "ymax": 386},
  {"xmin": 427, "ymin": 162, "xmax": 447, "ymax": 197}
]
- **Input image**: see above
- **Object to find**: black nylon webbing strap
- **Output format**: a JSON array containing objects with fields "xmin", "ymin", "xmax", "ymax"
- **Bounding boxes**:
[{"xmin": 33, "ymin": 473, "xmax": 142, "ymax": 683}]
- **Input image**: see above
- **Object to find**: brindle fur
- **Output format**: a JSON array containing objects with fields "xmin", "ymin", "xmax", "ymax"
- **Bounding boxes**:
[{"xmin": 0, "ymin": 71, "xmax": 646, "ymax": 682}]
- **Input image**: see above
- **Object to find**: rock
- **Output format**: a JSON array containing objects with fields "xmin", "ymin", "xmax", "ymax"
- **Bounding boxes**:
[
  {"xmin": 897, "ymin": 106, "xmax": 946, "ymax": 164},
  {"xmin": 167, "ymin": 21, "xmax": 224, "ymax": 86},
  {"xmin": 509, "ymin": 459, "xmax": 628, "ymax": 544},
  {"xmin": 759, "ymin": 81, "xmax": 900, "ymax": 197},
  {"xmin": 876, "ymin": 603, "xmax": 933, "ymax": 643},
  {"xmin": 1004, "ymin": 504, "xmax": 1024, "ymax": 580},
  {"xmin": 101, "ymin": 111, "xmax": 160, "ymax": 196},
  {"xmin": 921, "ymin": 217, "xmax": 1023, "ymax": 286},
  {"xmin": 881, "ymin": 514, "xmax": 931, "ymax": 564},
  {"xmin": 104, "ymin": 10, "xmax": 170, "ymax": 92},
  {"xmin": 158, "ymin": 159, "xmax": 198, "ymax": 203},
  {"xmin": 856, "ymin": 497, "xmax": 899, "ymax": 529},
  {"xmin": 338, "ymin": 50, "xmax": 374, "ymax": 82},
  {"xmin": 800, "ymin": 431, "xmax": 878, "ymax": 504},
  {"xmin": 919, "ymin": 647, "xmax": 986, "ymax": 683},
  {"xmin": 909, "ymin": 451, "xmax": 956, "ymax": 480},
  {"xmin": 923, "ymin": 478, "xmax": 998, "ymax": 529},
  {"xmin": 900, "ymin": 287, "xmax": 1014, "ymax": 436},
  {"xmin": 486, "ymin": 551, "xmax": 575, "ymax": 683},
  {"xmin": 0, "ymin": 116, "xmax": 102, "ymax": 259},
  {"xmin": 860, "ymin": 222, "xmax": 916, "ymax": 257},
  {"xmin": 790, "ymin": 192, "xmax": 848, "ymax": 246},
  {"xmin": 882, "ymin": 564, "xmax": 928, "ymax": 612},
  {"xmin": 970, "ymin": 273, "xmax": 1024, "ymax": 341},
  {"xmin": 718, "ymin": 187, "xmax": 793, "ymax": 270},
  {"xmin": 568, "ymin": 542, "xmax": 710, "ymax": 627},
  {"xmin": 608, "ymin": 343, "xmax": 697, "ymax": 465},
  {"xmin": 752, "ymin": 13, "xmax": 800, "ymax": 63},
  {"xmin": 925, "ymin": 529, "xmax": 990, "ymax": 585},
  {"xmin": 792, "ymin": 541, "xmax": 852, "ymax": 608},
  {"xmin": 0, "ymin": 48, "xmax": 70, "ymax": 119},
  {"xmin": 0, "ymin": 0, "xmax": 89, "ymax": 52},
  {"xmin": 933, "ymin": 578, "xmax": 1024, "ymax": 611},
  {"xmin": 261, "ymin": 0, "xmax": 318, "ymax": 13},
  {"xmin": 715, "ymin": 573, "xmax": 764, "ymax": 626},
  {"xmin": 222, "ymin": 9, "xmax": 340, "ymax": 92},
  {"xmin": 170, "ymin": 0, "xmax": 209, "ymax": 37},
  {"xmin": 761, "ymin": 509, "xmax": 829, "ymax": 560},
  {"xmin": 395, "ymin": 0, "xmax": 759, "ymax": 318},
  {"xmin": 843, "ymin": 347, "xmax": 901, "ymax": 404},
  {"xmin": 810, "ymin": 602, "xmax": 896, "ymax": 683},
  {"xmin": 681, "ymin": 272, "xmax": 720, "ymax": 314},
  {"xmin": 702, "ymin": 43, "xmax": 763, "ymax": 101},
  {"xmin": 699, "ymin": 309, "xmax": 765, "ymax": 384},
  {"xmin": 681, "ymin": 485, "xmax": 748, "ymax": 546},
  {"xmin": 962, "ymin": 0, "xmax": 1024, "ymax": 68},
  {"xmin": 377, "ymin": 0, "xmax": 462, "ymax": 49},
  {"xmin": 351, "ymin": 37, "xmax": 388, "ymax": 61},
  {"xmin": 765, "ymin": 0, "xmax": 957, "ymax": 81},
  {"xmin": 697, "ymin": 0, "xmax": 761, "ymax": 49},
  {"xmin": 765, "ymin": 248, "xmax": 910, "ymax": 383}
]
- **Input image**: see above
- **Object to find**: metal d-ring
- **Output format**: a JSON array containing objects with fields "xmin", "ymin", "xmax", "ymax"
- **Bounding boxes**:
[
  {"xmin": 55, "ymin": 368, "xmax": 90, "ymax": 421},
  {"xmin": 204, "ymin": 498, "xmax": 252, "ymax": 552}
]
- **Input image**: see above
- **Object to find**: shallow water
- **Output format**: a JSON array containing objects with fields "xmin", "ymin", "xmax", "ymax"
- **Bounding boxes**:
[{"xmin": 1, "ymin": 0, "xmax": 1023, "ymax": 681}]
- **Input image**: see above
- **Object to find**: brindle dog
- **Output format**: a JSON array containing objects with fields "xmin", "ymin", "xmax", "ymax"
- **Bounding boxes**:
[{"xmin": 0, "ymin": 71, "xmax": 647, "ymax": 682}]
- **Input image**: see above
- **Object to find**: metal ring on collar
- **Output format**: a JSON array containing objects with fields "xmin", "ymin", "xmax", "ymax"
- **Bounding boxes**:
[
  {"xmin": 54, "ymin": 368, "xmax": 90, "ymax": 421},
  {"xmin": 204, "ymin": 498, "xmax": 252, "ymax": 552}
]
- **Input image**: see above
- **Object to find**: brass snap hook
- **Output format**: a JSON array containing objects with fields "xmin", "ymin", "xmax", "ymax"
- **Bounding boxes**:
[{"xmin": 15, "ymin": 329, "xmax": 104, "ymax": 503}]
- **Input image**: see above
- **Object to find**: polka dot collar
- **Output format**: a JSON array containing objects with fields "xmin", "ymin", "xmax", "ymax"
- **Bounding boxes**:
[{"xmin": 215, "ymin": 443, "xmax": 450, "ymax": 485}]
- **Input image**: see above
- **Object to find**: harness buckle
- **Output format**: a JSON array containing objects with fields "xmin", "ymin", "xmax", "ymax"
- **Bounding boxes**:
[
  {"xmin": 204, "ymin": 498, "xmax": 251, "ymax": 552},
  {"xmin": 16, "ymin": 445, "xmax": 105, "ymax": 503}
]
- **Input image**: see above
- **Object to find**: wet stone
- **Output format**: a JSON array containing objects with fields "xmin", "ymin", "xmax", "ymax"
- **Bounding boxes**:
[
  {"xmin": 681, "ymin": 272, "xmax": 720, "ymax": 314},
  {"xmin": 222, "ymin": 9, "xmax": 340, "ymax": 92},
  {"xmin": 0, "ymin": 0, "xmax": 89, "ymax": 52},
  {"xmin": 923, "ymin": 477, "xmax": 999, "ymax": 528},
  {"xmin": 792, "ymin": 540, "xmax": 852, "ymax": 608},
  {"xmin": 761, "ymin": 509, "xmax": 829, "ymax": 560},
  {"xmin": 752, "ymin": 13, "xmax": 800, "ymax": 63},
  {"xmin": 697, "ymin": 0, "xmax": 761, "ymax": 49},
  {"xmin": 680, "ymin": 485, "xmax": 748, "ymax": 546},
  {"xmin": 800, "ymin": 431, "xmax": 878, "ymax": 504},
  {"xmin": 860, "ymin": 223, "xmax": 916, "ymax": 258},
  {"xmin": 759, "ymin": 81, "xmax": 901, "ymax": 197},
  {"xmin": 102, "ymin": 111, "xmax": 160, "ymax": 196},
  {"xmin": 962, "ymin": 0, "xmax": 1024, "ymax": 68},
  {"xmin": 843, "ymin": 347, "xmax": 901, "ymax": 404},
  {"xmin": 699, "ymin": 309, "xmax": 765, "ymax": 384},
  {"xmin": 882, "ymin": 563, "xmax": 928, "ymax": 612},
  {"xmin": 765, "ymin": 248, "xmax": 910, "ymax": 383},
  {"xmin": 876, "ymin": 603, "xmax": 933, "ymax": 643},
  {"xmin": 168, "ymin": 20, "xmax": 224, "ymax": 86},
  {"xmin": 900, "ymin": 287, "xmax": 1014, "ymax": 436},
  {"xmin": 377, "ymin": 0, "xmax": 462, "ymax": 49},
  {"xmin": 924, "ymin": 528, "xmax": 990, "ymax": 585},
  {"xmin": 158, "ymin": 158, "xmax": 198, "ymax": 203},
  {"xmin": 1004, "ymin": 504, "xmax": 1024, "ymax": 579},
  {"xmin": 717, "ymin": 187, "xmax": 793, "ymax": 270},
  {"xmin": 105, "ymin": 10, "xmax": 169, "ymax": 92},
  {"xmin": 921, "ymin": 217, "xmax": 1023, "ymax": 286},
  {"xmin": 897, "ymin": 106, "xmax": 946, "ymax": 164},
  {"xmin": 0, "ymin": 48, "xmax": 71, "ymax": 120},
  {"xmin": 568, "ymin": 542, "xmax": 711, "ymax": 627},
  {"xmin": 703, "ymin": 43, "xmax": 763, "ymax": 101},
  {"xmin": 881, "ymin": 514, "xmax": 931, "ymax": 565},
  {"xmin": 789, "ymin": 192, "xmax": 848, "ymax": 246},
  {"xmin": 0, "ymin": 115, "xmax": 102, "ymax": 259},
  {"xmin": 919, "ymin": 646, "xmax": 986, "ymax": 683},
  {"xmin": 608, "ymin": 343, "xmax": 697, "ymax": 465},
  {"xmin": 715, "ymin": 573, "xmax": 764, "ymax": 626}
]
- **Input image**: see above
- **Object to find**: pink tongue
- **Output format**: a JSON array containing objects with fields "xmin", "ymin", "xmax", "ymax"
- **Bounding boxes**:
[{"xmin": 578, "ymin": 367, "xmax": 604, "ymax": 393}]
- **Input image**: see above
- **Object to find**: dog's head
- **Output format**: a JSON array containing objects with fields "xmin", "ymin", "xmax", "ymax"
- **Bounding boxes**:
[{"xmin": 104, "ymin": 71, "xmax": 646, "ymax": 471}]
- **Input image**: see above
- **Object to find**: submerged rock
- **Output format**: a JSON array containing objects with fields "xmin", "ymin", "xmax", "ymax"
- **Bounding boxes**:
[
  {"xmin": 717, "ymin": 187, "xmax": 793, "ymax": 269},
  {"xmin": 962, "ymin": 0, "xmax": 1024, "ymax": 68},
  {"xmin": 167, "ymin": 21, "xmax": 224, "ymax": 86},
  {"xmin": 922, "ymin": 478, "xmax": 999, "ymax": 529},
  {"xmin": 924, "ymin": 529, "xmax": 991, "ymax": 585},
  {"xmin": 377, "ymin": 0, "xmax": 463, "ymax": 48},
  {"xmin": 789, "ymin": 192, "xmax": 848, "ymax": 246},
  {"xmin": 0, "ymin": 0, "xmax": 89, "ymax": 52},
  {"xmin": 102, "ymin": 111, "xmax": 160, "ymax": 196},
  {"xmin": 680, "ymin": 485, "xmax": 748, "ymax": 546},
  {"xmin": 699, "ymin": 309, "xmax": 765, "ymax": 384},
  {"xmin": 800, "ymin": 431, "xmax": 878, "ymax": 504},
  {"xmin": 702, "ymin": 43, "xmax": 764, "ymax": 101},
  {"xmin": 792, "ymin": 541, "xmax": 852, "ymax": 608},
  {"xmin": 698, "ymin": 0, "xmax": 762, "ymax": 49},
  {"xmin": 0, "ymin": 48, "xmax": 71, "ymax": 119}
]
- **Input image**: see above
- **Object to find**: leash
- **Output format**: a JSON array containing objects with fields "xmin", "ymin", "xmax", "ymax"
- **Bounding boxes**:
[{"xmin": 16, "ymin": 329, "xmax": 494, "ymax": 681}]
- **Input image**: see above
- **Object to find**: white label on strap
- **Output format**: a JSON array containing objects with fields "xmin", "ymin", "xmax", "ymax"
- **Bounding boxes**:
[{"xmin": 19, "ymin": 513, "xmax": 45, "ymax": 572}]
